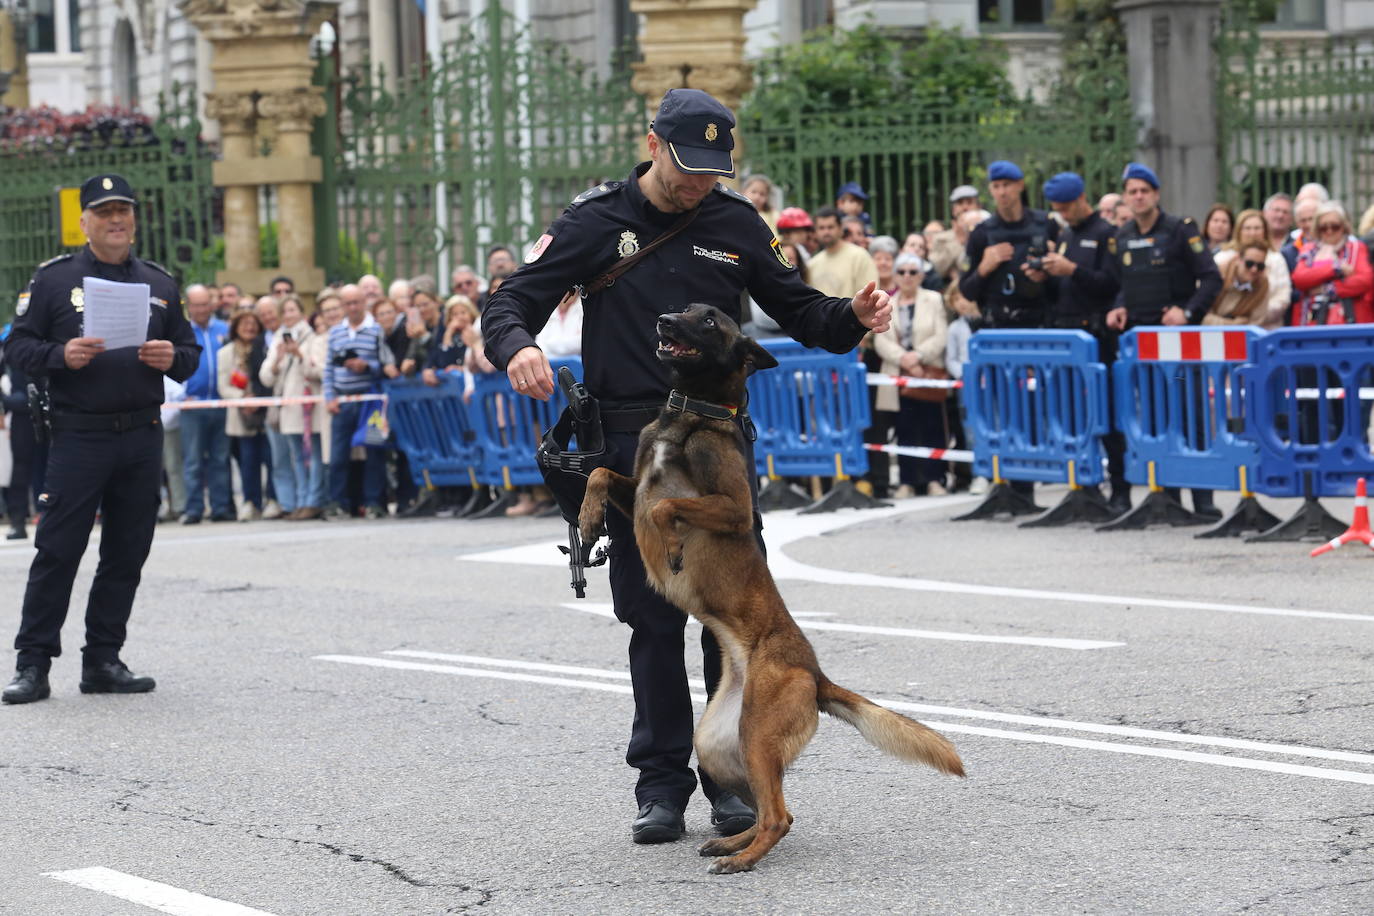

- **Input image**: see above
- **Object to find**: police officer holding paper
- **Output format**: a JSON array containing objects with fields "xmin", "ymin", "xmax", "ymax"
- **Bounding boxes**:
[
  {"xmin": 958, "ymin": 159, "xmax": 1060, "ymax": 329},
  {"xmin": 482, "ymin": 89, "xmax": 891, "ymax": 845},
  {"xmin": 1040, "ymin": 172, "xmax": 1129, "ymax": 513},
  {"xmin": 1106, "ymin": 162, "xmax": 1222, "ymax": 520},
  {"xmin": 2, "ymin": 174, "xmax": 201, "ymax": 705}
]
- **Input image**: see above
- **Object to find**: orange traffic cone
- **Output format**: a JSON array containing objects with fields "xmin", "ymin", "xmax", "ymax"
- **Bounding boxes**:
[{"xmin": 1310, "ymin": 477, "xmax": 1374, "ymax": 557}]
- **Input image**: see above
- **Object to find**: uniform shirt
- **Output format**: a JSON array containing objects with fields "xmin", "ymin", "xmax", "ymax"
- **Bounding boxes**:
[
  {"xmin": 481, "ymin": 162, "xmax": 868, "ymax": 403},
  {"xmin": 1108, "ymin": 209, "xmax": 1221, "ymax": 326},
  {"xmin": 958, "ymin": 208, "xmax": 1060, "ymax": 328},
  {"xmin": 5, "ymin": 246, "xmax": 200, "ymax": 414},
  {"xmin": 807, "ymin": 241, "xmax": 878, "ymax": 299},
  {"xmin": 1048, "ymin": 211, "xmax": 1119, "ymax": 327}
]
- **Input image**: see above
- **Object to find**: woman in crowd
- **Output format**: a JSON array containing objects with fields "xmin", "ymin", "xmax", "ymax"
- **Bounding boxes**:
[
  {"xmin": 1214, "ymin": 208, "xmax": 1291, "ymax": 327},
  {"xmin": 1291, "ymin": 201, "xmax": 1373, "ymax": 325},
  {"xmin": 742, "ymin": 174, "xmax": 779, "ymax": 238},
  {"xmin": 1203, "ymin": 242, "xmax": 1270, "ymax": 326},
  {"xmin": 401, "ymin": 287, "xmax": 444, "ymax": 376},
  {"xmin": 259, "ymin": 295, "xmax": 326, "ymax": 520},
  {"xmin": 902, "ymin": 232, "xmax": 929, "ymax": 259},
  {"xmin": 374, "ymin": 298, "xmax": 409, "ymax": 380},
  {"xmin": 217, "ymin": 311, "xmax": 270, "ymax": 521},
  {"xmin": 1203, "ymin": 204, "xmax": 1235, "ymax": 255},
  {"xmin": 869, "ymin": 235, "xmax": 899, "ymax": 293},
  {"xmin": 873, "ymin": 253, "xmax": 949, "ymax": 497},
  {"xmin": 423, "ymin": 294, "xmax": 480, "ymax": 385},
  {"xmin": 306, "ymin": 292, "xmax": 341, "ymax": 473}
]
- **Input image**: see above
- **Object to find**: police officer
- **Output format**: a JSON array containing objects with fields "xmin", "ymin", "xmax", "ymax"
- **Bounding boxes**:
[
  {"xmin": 1, "ymin": 174, "xmax": 201, "ymax": 705},
  {"xmin": 481, "ymin": 89, "xmax": 891, "ymax": 844},
  {"xmin": 1040, "ymin": 172, "xmax": 1129, "ymax": 513},
  {"xmin": 958, "ymin": 159, "xmax": 1060, "ymax": 329},
  {"xmin": 1106, "ymin": 162, "xmax": 1223, "ymax": 519}
]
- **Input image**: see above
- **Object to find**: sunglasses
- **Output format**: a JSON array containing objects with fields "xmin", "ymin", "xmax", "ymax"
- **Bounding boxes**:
[
  {"xmin": 895, "ymin": 269, "xmax": 923, "ymax": 276},
  {"xmin": 1242, "ymin": 259, "xmax": 1267, "ymax": 271},
  {"xmin": 1317, "ymin": 222, "xmax": 1344, "ymax": 232}
]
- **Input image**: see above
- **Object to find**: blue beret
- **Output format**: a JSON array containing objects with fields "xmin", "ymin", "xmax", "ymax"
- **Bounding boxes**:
[
  {"xmin": 987, "ymin": 160, "xmax": 1023, "ymax": 182},
  {"xmin": 1122, "ymin": 162, "xmax": 1160, "ymax": 189},
  {"xmin": 1043, "ymin": 172, "xmax": 1085, "ymax": 203},
  {"xmin": 836, "ymin": 181, "xmax": 868, "ymax": 202}
]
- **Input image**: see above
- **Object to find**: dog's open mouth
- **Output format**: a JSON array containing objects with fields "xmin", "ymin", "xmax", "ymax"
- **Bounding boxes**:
[{"xmin": 657, "ymin": 336, "xmax": 700, "ymax": 358}]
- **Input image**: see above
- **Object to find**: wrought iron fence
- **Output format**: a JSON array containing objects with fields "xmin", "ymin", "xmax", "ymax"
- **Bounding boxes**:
[
  {"xmin": 1217, "ymin": 9, "xmax": 1374, "ymax": 212},
  {"xmin": 315, "ymin": 1, "xmax": 644, "ymax": 287},
  {"xmin": 739, "ymin": 77, "xmax": 1137, "ymax": 239},
  {"xmin": 0, "ymin": 85, "xmax": 214, "ymax": 323}
]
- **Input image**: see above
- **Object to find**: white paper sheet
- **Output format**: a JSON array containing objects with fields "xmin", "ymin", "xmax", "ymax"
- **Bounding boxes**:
[{"xmin": 82, "ymin": 277, "xmax": 150, "ymax": 351}]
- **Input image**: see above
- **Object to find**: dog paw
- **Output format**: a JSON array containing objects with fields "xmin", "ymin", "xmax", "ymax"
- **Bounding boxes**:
[
  {"xmin": 577, "ymin": 509, "xmax": 603, "ymax": 543},
  {"xmin": 707, "ymin": 855, "xmax": 754, "ymax": 875},
  {"xmin": 697, "ymin": 839, "xmax": 728, "ymax": 857}
]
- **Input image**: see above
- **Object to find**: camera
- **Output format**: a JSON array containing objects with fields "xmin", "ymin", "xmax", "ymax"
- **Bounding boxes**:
[
  {"xmin": 281, "ymin": 330, "xmax": 292, "ymax": 342},
  {"xmin": 331, "ymin": 347, "xmax": 359, "ymax": 367},
  {"xmin": 1025, "ymin": 245, "xmax": 1046, "ymax": 272}
]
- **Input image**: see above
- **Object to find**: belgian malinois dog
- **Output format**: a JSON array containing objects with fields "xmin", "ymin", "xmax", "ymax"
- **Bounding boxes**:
[{"xmin": 579, "ymin": 304, "xmax": 964, "ymax": 874}]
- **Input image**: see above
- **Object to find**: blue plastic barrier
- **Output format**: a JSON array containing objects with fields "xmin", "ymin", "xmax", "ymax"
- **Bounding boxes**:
[
  {"xmin": 467, "ymin": 357, "xmax": 580, "ymax": 490},
  {"xmin": 746, "ymin": 341, "xmax": 870, "ymax": 479},
  {"xmin": 962, "ymin": 330, "xmax": 1109, "ymax": 484},
  {"xmin": 1238, "ymin": 325, "xmax": 1374, "ymax": 497},
  {"xmin": 383, "ymin": 374, "xmax": 479, "ymax": 488},
  {"xmin": 1113, "ymin": 326, "xmax": 1264, "ymax": 491}
]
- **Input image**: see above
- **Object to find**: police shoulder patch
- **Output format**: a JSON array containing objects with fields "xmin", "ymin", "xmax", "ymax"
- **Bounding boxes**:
[
  {"xmin": 37, "ymin": 253, "xmax": 74, "ymax": 271},
  {"xmin": 569, "ymin": 181, "xmax": 621, "ymax": 207},
  {"xmin": 1108, "ymin": 237, "xmax": 1117, "ymax": 255},
  {"xmin": 143, "ymin": 259, "xmax": 175, "ymax": 280},
  {"xmin": 713, "ymin": 184, "xmax": 754, "ymax": 208},
  {"xmin": 15, "ymin": 291, "xmax": 30, "ymax": 317}
]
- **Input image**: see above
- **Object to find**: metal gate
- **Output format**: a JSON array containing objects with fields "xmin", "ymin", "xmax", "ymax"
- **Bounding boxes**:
[{"xmin": 315, "ymin": 1, "xmax": 644, "ymax": 287}]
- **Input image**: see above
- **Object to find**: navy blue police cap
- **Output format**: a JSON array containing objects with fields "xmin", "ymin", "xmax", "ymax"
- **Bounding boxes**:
[
  {"xmin": 651, "ymin": 89, "xmax": 736, "ymax": 178},
  {"xmin": 987, "ymin": 160, "xmax": 1024, "ymax": 182},
  {"xmin": 80, "ymin": 173, "xmax": 137, "ymax": 209},
  {"xmin": 1122, "ymin": 162, "xmax": 1160, "ymax": 189},
  {"xmin": 1043, "ymin": 172, "xmax": 1085, "ymax": 203}
]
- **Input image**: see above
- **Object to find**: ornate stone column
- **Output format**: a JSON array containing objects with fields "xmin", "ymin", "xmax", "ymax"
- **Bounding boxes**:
[
  {"xmin": 629, "ymin": 0, "xmax": 757, "ymax": 172},
  {"xmin": 0, "ymin": 8, "xmax": 32, "ymax": 108},
  {"xmin": 180, "ymin": 0, "xmax": 333, "ymax": 296}
]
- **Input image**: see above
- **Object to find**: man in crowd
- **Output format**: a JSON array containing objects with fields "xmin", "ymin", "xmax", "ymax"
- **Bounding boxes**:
[
  {"xmin": 450, "ymin": 265, "xmax": 481, "ymax": 304},
  {"xmin": 842, "ymin": 214, "xmax": 870, "ymax": 250},
  {"xmin": 251, "ymin": 295, "xmax": 285, "ymax": 520},
  {"xmin": 1106, "ymin": 162, "xmax": 1222, "ymax": 521},
  {"xmin": 1041, "ymin": 172, "xmax": 1128, "ymax": 513},
  {"xmin": 808, "ymin": 206, "xmax": 878, "ymax": 298},
  {"xmin": 388, "ymin": 278, "xmax": 414, "ymax": 314},
  {"xmin": 486, "ymin": 245, "xmax": 518, "ymax": 280},
  {"xmin": 217, "ymin": 282, "xmax": 241, "ymax": 318},
  {"xmin": 323, "ymin": 283, "xmax": 387, "ymax": 519},
  {"xmin": 1262, "ymin": 193, "xmax": 1294, "ymax": 252},
  {"xmin": 270, "ymin": 276, "xmax": 294, "ymax": 298},
  {"xmin": 357, "ymin": 274, "xmax": 384, "ymax": 309},
  {"xmin": 930, "ymin": 185, "xmax": 983, "ymax": 278},
  {"xmin": 958, "ymin": 159, "xmax": 1059, "ymax": 329},
  {"xmin": 180, "ymin": 283, "xmax": 234, "ymax": 524}
]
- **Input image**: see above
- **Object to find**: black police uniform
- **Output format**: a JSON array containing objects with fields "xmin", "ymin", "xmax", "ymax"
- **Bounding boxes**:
[
  {"xmin": 1108, "ymin": 209, "xmax": 1222, "ymax": 512},
  {"xmin": 482, "ymin": 163, "xmax": 867, "ymax": 811},
  {"xmin": 2, "ymin": 357, "xmax": 42, "ymax": 539},
  {"xmin": 5, "ymin": 238, "xmax": 200, "ymax": 677},
  {"xmin": 957, "ymin": 207, "xmax": 1061, "ymax": 328}
]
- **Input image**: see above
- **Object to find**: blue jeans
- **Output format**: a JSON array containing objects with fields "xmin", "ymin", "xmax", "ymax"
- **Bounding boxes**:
[
  {"xmin": 329, "ymin": 402, "xmax": 383, "ymax": 511},
  {"xmin": 265, "ymin": 426, "xmax": 294, "ymax": 512},
  {"xmin": 180, "ymin": 407, "xmax": 233, "ymax": 519},
  {"xmin": 284, "ymin": 432, "xmax": 328, "ymax": 509},
  {"xmin": 235, "ymin": 431, "xmax": 269, "ymax": 509}
]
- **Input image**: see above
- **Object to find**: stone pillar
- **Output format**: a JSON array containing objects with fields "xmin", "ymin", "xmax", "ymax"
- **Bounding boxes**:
[
  {"xmin": 180, "ymin": 0, "xmax": 332, "ymax": 296},
  {"xmin": 0, "ymin": 9, "xmax": 31, "ymax": 108},
  {"xmin": 629, "ymin": 0, "xmax": 757, "ymax": 172},
  {"xmin": 1116, "ymin": 0, "xmax": 1222, "ymax": 217}
]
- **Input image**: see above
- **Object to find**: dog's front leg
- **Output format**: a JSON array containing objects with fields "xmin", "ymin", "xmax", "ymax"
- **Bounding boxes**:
[
  {"xmin": 580, "ymin": 467, "xmax": 636, "ymax": 542},
  {"xmin": 649, "ymin": 495, "xmax": 753, "ymax": 574}
]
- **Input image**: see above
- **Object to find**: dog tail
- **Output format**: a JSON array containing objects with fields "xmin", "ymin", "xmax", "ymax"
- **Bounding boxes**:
[{"xmin": 818, "ymin": 679, "xmax": 965, "ymax": 777}]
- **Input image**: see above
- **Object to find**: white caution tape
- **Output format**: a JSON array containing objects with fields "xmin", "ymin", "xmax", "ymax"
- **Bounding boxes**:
[
  {"xmin": 865, "ymin": 443, "xmax": 974, "ymax": 463},
  {"xmin": 176, "ymin": 392, "xmax": 385, "ymax": 410},
  {"xmin": 866, "ymin": 372, "xmax": 962, "ymax": 390}
]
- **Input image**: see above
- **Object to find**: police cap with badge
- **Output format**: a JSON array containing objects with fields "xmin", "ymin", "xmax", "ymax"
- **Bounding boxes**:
[
  {"xmin": 652, "ymin": 88, "xmax": 737, "ymax": 178},
  {"xmin": 80, "ymin": 173, "xmax": 138, "ymax": 209}
]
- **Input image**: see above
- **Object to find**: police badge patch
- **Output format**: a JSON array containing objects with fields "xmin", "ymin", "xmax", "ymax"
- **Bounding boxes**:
[
  {"xmin": 617, "ymin": 231, "xmax": 639, "ymax": 258},
  {"xmin": 15, "ymin": 291, "xmax": 29, "ymax": 316},
  {"xmin": 771, "ymin": 237, "xmax": 793, "ymax": 269},
  {"xmin": 1188, "ymin": 236, "xmax": 1205, "ymax": 254},
  {"xmin": 71, "ymin": 286, "xmax": 85, "ymax": 312}
]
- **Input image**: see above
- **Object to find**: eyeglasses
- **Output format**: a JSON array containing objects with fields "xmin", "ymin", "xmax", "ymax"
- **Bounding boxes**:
[
  {"xmin": 1242, "ymin": 259, "xmax": 1267, "ymax": 271},
  {"xmin": 1317, "ymin": 222, "xmax": 1344, "ymax": 233},
  {"xmin": 895, "ymin": 269, "xmax": 923, "ymax": 276}
]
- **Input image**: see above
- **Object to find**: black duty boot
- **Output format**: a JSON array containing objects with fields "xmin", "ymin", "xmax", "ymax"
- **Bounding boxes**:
[
  {"xmin": 5, "ymin": 521, "xmax": 25, "ymax": 540},
  {"xmin": 79, "ymin": 660, "xmax": 156, "ymax": 695},
  {"xmin": 1107, "ymin": 486, "xmax": 1132, "ymax": 516},
  {"xmin": 632, "ymin": 800, "xmax": 686, "ymax": 844},
  {"xmin": 2, "ymin": 666, "xmax": 51, "ymax": 704},
  {"xmin": 710, "ymin": 793, "xmax": 756, "ymax": 835},
  {"xmin": 1192, "ymin": 489, "xmax": 1222, "ymax": 522}
]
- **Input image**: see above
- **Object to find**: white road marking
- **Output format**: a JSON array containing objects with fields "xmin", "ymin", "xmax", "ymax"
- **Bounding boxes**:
[
  {"xmin": 315, "ymin": 654, "xmax": 1374, "ymax": 784},
  {"xmin": 45, "ymin": 867, "xmax": 276, "ymax": 916},
  {"xmin": 462, "ymin": 500, "xmax": 1373, "ymax": 624},
  {"xmin": 555, "ymin": 603, "xmax": 1117, "ymax": 650},
  {"xmin": 384, "ymin": 649, "xmax": 708, "ymax": 688}
]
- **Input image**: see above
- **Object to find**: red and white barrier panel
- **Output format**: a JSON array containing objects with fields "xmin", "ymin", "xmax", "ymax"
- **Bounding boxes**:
[
  {"xmin": 1136, "ymin": 329, "xmax": 1249, "ymax": 361},
  {"xmin": 176, "ymin": 393, "xmax": 385, "ymax": 410},
  {"xmin": 865, "ymin": 372, "xmax": 963, "ymax": 390},
  {"xmin": 865, "ymin": 443, "xmax": 973, "ymax": 463}
]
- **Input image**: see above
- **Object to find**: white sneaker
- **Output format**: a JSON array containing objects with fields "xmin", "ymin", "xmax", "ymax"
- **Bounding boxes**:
[
  {"xmin": 969, "ymin": 477, "xmax": 990, "ymax": 496},
  {"xmin": 237, "ymin": 502, "xmax": 259, "ymax": 522},
  {"xmin": 261, "ymin": 499, "xmax": 283, "ymax": 520},
  {"xmin": 893, "ymin": 484, "xmax": 917, "ymax": 499},
  {"xmin": 925, "ymin": 480, "xmax": 948, "ymax": 496}
]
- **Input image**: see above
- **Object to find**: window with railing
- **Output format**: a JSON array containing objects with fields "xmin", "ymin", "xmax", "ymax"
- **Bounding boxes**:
[{"xmin": 980, "ymin": 0, "xmax": 1054, "ymax": 30}]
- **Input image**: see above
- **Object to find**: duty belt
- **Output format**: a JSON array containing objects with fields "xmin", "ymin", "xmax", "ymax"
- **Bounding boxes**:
[{"xmin": 50, "ymin": 406, "xmax": 160, "ymax": 432}]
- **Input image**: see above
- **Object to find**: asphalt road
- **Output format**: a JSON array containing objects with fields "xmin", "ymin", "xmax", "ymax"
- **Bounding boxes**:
[{"xmin": 2, "ymin": 488, "xmax": 1372, "ymax": 915}]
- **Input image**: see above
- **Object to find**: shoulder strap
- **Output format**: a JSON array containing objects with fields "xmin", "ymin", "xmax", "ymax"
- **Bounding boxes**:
[{"xmin": 583, "ymin": 208, "xmax": 699, "ymax": 295}]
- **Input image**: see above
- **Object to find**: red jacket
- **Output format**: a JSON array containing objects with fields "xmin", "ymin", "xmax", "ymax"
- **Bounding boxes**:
[{"xmin": 1290, "ymin": 239, "xmax": 1373, "ymax": 325}]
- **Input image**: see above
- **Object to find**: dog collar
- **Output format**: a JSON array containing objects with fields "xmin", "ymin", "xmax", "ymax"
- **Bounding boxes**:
[{"xmin": 666, "ymin": 389, "xmax": 738, "ymax": 420}]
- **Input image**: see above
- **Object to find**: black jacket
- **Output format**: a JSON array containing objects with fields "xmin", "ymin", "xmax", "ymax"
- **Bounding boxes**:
[
  {"xmin": 1049, "ymin": 211, "xmax": 1120, "ymax": 327},
  {"xmin": 481, "ymin": 162, "xmax": 867, "ymax": 403},
  {"xmin": 1109, "ymin": 210, "xmax": 1222, "ymax": 326}
]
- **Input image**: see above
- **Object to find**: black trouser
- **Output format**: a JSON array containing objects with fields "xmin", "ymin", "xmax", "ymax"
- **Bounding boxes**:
[
  {"xmin": 603, "ymin": 423, "xmax": 761, "ymax": 810},
  {"xmin": 4, "ymin": 411, "xmax": 37, "ymax": 523},
  {"xmin": 14, "ymin": 420, "xmax": 162, "ymax": 673},
  {"xmin": 895, "ymin": 398, "xmax": 947, "ymax": 489}
]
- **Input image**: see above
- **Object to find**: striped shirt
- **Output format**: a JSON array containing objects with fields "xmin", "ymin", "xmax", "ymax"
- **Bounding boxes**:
[{"xmin": 323, "ymin": 319, "xmax": 383, "ymax": 400}]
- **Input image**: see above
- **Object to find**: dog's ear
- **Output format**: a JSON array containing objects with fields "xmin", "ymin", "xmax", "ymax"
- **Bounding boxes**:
[{"xmin": 738, "ymin": 336, "xmax": 779, "ymax": 373}]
